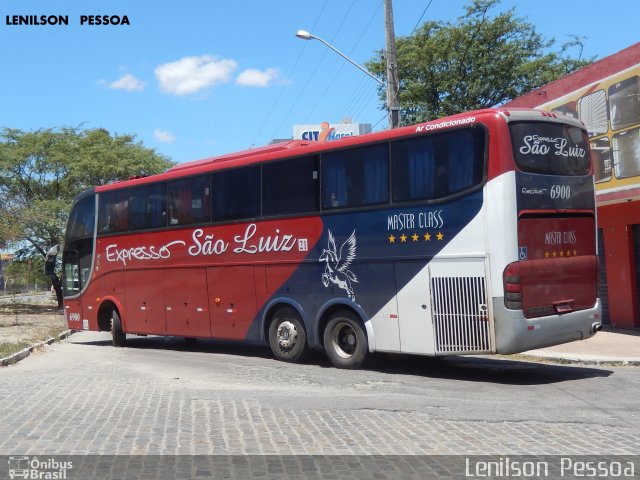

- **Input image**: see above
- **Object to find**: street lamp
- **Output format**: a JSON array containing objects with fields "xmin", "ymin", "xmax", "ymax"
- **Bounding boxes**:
[
  {"xmin": 295, "ymin": 30, "xmax": 383, "ymax": 86},
  {"xmin": 296, "ymin": 29, "xmax": 400, "ymax": 128}
]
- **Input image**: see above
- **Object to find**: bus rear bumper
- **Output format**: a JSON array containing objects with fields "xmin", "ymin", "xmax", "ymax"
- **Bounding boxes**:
[{"xmin": 492, "ymin": 298, "xmax": 602, "ymax": 354}]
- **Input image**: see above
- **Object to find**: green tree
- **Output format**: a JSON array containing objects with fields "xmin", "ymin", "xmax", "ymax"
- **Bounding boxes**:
[
  {"xmin": 366, "ymin": 0, "xmax": 594, "ymax": 125},
  {"xmin": 3, "ymin": 257, "xmax": 49, "ymax": 292},
  {"xmin": 0, "ymin": 126, "xmax": 173, "ymax": 306}
]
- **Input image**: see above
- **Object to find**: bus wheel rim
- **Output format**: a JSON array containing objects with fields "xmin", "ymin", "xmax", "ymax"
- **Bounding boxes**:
[
  {"xmin": 331, "ymin": 322, "xmax": 357, "ymax": 358},
  {"xmin": 277, "ymin": 320, "xmax": 298, "ymax": 350}
]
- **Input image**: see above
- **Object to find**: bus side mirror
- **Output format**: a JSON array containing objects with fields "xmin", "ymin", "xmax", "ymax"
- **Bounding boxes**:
[{"xmin": 44, "ymin": 245, "xmax": 59, "ymax": 275}]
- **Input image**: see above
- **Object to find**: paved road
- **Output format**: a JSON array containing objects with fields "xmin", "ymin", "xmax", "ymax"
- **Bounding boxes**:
[{"xmin": 1, "ymin": 331, "xmax": 638, "ymax": 456}]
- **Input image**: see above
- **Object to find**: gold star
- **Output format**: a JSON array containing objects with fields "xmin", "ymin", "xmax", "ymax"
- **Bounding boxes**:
[
  {"xmin": 388, "ymin": 235, "xmax": 396, "ymax": 243},
  {"xmin": 400, "ymin": 234, "xmax": 407, "ymax": 242},
  {"xmin": 566, "ymin": 250, "xmax": 571, "ymax": 257},
  {"xmin": 411, "ymin": 233, "xmax": 419, "ymax": 242},
  {"xmin": 573, "ymin": 250, "xmax": 577, "ymax": 256},
  {"xmin": 436, "ymin": 231, "xmax": 444, "ymax": 241},
  {"xmin": 552, "ymin": 251, "xmax": 557, "ymax": 258},
  {"xmin": 559, "ymin": 250, "xmax": 564, "ymax": 257},
  {"xmin": 544, "ymin": 252, "xmax": 549, "ymax": 258},
  {"xmin": 424, "ymin": 233, "xmax": 431, "ymax": 241}
]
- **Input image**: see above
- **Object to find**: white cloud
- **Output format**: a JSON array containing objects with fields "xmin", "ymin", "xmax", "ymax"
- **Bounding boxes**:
[
  {"xmin": 108, "ymin": 74, "xmax": 146, "ymax": 92},
  {"xmin": 236, "ymin": 68, "xmax": 279, "ymax": 87},
  {"xmin": 154, "ymin": 129, "xmax": 176, "ymax": 143},
  {"xmin": 155, "ymin": 55, "xmax": 237, "ymax": 96}
]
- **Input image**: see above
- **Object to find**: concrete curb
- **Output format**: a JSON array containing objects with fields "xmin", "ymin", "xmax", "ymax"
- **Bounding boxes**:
[
  {"xmin": 502, "ymin": 352, "xmax": 640, "ymax": 367},
  {"xmin": 0, "ymin": 329, "xmax": 76, "ymax": 367}
]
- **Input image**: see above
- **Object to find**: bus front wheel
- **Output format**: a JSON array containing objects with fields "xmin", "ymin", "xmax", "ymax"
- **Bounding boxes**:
[
  {"xmin": 111, "ymin": 310, "xmax": 126, "ymax": 347},
  {"xmin": 323, "ymin": 311, "xmax": 368, "ymax": 369},
  {"xmin": 268, "ymin": 306, "xmax": 307, "ymax": 363}
]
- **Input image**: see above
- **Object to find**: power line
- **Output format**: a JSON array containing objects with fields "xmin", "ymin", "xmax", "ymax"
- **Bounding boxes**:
[
  {"xmin": 411, "ymin": 0, "xmax": 434, "ymax": 35},
  {"xmin": 352, "ymin": 94, "xmax": 380, "ymax": 124},
  {"xmin": 306, "ymin": 1, "xmax": 383, "ymax": 123},
  {"xmin": 303, "ymin": 0, "xmax": 358, "ymax": 122},
  {"xmin": 365, "ymin": 1, "xmax": 434, "ymax": 130},
  {"xmin": 268, "ymin": 1, "xmax": 357, "ymax": 141},
  {"xmin": 251, "ymin": 0, "xmax": 329, "ymax": 146},
  {"xmin": 371, "ymin": 111, "xmax": 388, "ymax": 131},
  {"xmin": 337, "ymin": 76, "xmax": 370, "ymax": 120}
]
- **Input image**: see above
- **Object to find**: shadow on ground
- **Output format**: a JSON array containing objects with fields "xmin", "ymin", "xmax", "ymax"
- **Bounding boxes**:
[{"xmin": 73, "ymin": 333, "xmax": 613, "ymax": 386}]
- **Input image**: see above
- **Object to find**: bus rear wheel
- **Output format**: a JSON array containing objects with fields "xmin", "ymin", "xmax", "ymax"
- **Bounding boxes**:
[
  {"xmin": 323, "ymin": 311, "xmax": 368, "ymax": 369},
  {"xmin": 268, "ymin": 306, "xmax": 307, "ymax": 363},
  {"xmin": 111, "ymin": 310, "xmax": 126, "ymax": 347}
]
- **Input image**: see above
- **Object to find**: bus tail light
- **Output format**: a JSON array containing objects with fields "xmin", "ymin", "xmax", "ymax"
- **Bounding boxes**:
[{"xmin": 503, "ymin": 262, "xmax": 522, "ymax": 310}]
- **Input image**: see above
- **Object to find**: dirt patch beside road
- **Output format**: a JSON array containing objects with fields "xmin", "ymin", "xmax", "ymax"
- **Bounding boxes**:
[{"xmin": 0, "ymin": 294, "xmax": 67, "ymax": 359}]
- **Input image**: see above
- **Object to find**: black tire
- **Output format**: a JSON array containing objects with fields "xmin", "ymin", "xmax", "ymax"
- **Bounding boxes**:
[
  {"xmin": 323, "ymin": 310, "xmax": 368, "ymax": 369},
  {"xmin": 111, "ymin": 310, "xmax": 126, "ymax": 347},
  {"xmin": 268, "ymin": 306, "xmax": 307, "ymax": 363}
]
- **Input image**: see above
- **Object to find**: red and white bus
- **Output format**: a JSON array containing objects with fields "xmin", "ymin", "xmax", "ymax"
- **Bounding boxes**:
[{"xmin": 60, "ymin": 108, "xmax": 601, "ymax": 368}]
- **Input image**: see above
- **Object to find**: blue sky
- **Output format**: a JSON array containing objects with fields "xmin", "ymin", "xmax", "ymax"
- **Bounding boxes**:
[{"xmin": 0, "ymin": 0, "xmax": 637, "ymax": 164}]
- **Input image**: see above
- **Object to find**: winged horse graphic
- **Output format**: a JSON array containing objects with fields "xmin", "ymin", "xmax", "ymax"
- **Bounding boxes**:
[{"xmin": 319, "ymin": 230, "xmax": 358, "ymax": 300}]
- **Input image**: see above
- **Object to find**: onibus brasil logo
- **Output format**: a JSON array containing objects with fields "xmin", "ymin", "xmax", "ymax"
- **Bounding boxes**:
[{"xmin": 8, "ymin": 456, "xmax": 73, "ymax": 479}]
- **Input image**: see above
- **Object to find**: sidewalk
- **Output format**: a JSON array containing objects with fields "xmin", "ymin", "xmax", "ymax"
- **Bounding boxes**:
[{"xmin": 522, "ymin": 327, "xmax": 640, "ymax": 365}]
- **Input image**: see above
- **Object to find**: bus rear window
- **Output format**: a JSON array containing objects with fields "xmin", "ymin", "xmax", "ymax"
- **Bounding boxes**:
[{"xmin": 510, "ymin": 122, "xmax": 590, "ymax": 175}]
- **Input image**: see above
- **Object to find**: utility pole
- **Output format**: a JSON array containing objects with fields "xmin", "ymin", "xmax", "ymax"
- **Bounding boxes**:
[{"xmin": 384, "ymin": 0, "xmax": 401, "ymax": 128}]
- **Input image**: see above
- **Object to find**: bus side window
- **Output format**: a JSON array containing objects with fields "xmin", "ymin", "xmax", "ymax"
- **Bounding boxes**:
[
  {"xmin": 168, "ymin": 175, "xmax": 211, "ymax": 226},
  {"xmin": 112, "ymin": 199, "xmax": 128, "ymax": 231},
  {"xmin": 212, "ymin": 166, "xmax": 261, "ymax": 222},
  {"xmin": 98, "ymin": 191, "xmax": 129, "ymax": 233},
  {"xmin": 127, "ymin": 183, "xmax": 167, "ymax": 231},
  {"xmin": 147, "ymin": 188, "xmax": 167, "ymax": 228},
  {"xmin": 262, "ymin": 156, "xmax": 319, "ymax": 217},
  {"xmin": 391, "ymin": 127, "xmax": 485, "ymax": 203},
  {"xmin": 129, "ymin": 195, "xmax": 146, "ymax": 230},
  {"xmin": 321, "ymin": 143, "xmax": 389, "ymax": 210}
]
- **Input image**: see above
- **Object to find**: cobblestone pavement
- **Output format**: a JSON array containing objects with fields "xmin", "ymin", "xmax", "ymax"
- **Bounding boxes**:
[{"xmin": 1, "ymin": 332, "xmax": 639, "ymax": 456}]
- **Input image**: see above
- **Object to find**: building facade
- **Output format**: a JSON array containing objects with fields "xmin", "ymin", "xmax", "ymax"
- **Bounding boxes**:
[
  {"xmin": 505, "ymin": 43, "xmax": 640, "ymax": 329},
  {"xmin": 293, "ymin": 121, "xmax": 372, "ymax": 142}
]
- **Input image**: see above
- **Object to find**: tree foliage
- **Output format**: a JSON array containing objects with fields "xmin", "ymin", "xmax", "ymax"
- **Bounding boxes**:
[
  {"xmin": 3, "ymin": 257, "xmax": 49, "ymax": 291},
  {"xmin": 0, "ymin": 126, "xmax": 173, "ymax": 260},
  {"xmin": 366, "ymin": 0, "xmax": 594, "ymax": 125}
]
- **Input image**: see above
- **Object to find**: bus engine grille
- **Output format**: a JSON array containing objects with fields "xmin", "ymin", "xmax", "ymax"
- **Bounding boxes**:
[{"xmin": 431, "ymin": 276, "xmax": 491, "ymax": 354}]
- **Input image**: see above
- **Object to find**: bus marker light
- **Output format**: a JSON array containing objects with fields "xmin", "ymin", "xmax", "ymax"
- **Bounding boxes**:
[
  {"xmin": 503, "ymin": 262, "xmax": 523, "ymax": 310},
  {"xmin": 215, "ymin": 297, "xmax": 221, "ymax": 305}
]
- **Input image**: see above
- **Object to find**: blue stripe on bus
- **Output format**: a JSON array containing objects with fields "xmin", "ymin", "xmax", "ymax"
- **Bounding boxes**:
[{"xmin": 248, "ymin": 189, "xmax": 484, "ymax": 346}]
